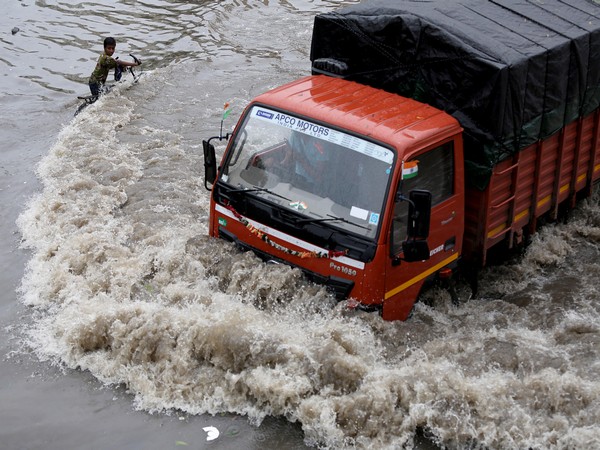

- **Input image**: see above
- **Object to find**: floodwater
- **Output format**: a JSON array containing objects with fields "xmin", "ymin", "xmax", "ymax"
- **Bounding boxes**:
[{"xmin": 2, "ymin": 0, "xmax": 600, "ymax": 449}]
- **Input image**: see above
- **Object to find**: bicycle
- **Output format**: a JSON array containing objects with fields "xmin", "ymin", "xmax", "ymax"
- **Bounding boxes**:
[{"xmin": 75, "ymin": 54, "xmax": 142, "ymax": 116}]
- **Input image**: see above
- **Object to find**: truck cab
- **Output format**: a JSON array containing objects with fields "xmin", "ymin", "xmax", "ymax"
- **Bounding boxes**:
[{"xmin": 204, "ymin": 75, "xmax": 464, "ymax": 320}]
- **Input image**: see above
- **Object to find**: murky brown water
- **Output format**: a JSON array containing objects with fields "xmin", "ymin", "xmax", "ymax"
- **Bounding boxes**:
[{"xmin": 3, "ymin": 1, "xmax": 600, "ymax": 449}]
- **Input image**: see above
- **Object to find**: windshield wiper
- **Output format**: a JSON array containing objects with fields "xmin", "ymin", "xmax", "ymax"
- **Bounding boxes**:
[
  {"xmin": 295, "ymin": 214, "xmax": 369, "ymax": 230},
  {"xmin": 227, "ymin": 185, "xmax": 291, "ymax": 201}
]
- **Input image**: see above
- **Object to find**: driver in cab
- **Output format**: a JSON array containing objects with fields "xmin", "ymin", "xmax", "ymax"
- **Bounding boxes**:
[{"xmin": 286, "ymin": 131, "xmax": 328, "ymax": 191}]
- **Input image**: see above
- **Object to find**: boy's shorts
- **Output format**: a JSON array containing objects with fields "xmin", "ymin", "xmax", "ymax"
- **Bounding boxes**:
[{"xmin": 89, "ymin": 82, "xmax": 101, "ymax": 97}]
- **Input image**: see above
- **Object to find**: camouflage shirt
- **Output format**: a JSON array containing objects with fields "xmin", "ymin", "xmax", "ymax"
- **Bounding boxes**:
[{"xmin": 89, "ymin": 53, "xmax": 117, "ymax": 84}]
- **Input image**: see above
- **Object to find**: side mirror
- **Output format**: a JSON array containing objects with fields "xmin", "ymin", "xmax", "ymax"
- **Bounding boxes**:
[
  {"xmin": 407, "ymin": 189, "xmax": 431, "ymax": 239},
  {"xmin": 401, "ymin": 189, "xmax": 432, "ymax": 262},
  {"xmin": 203, "ymin": 140, "xmax": 217, "ymax": 190}
]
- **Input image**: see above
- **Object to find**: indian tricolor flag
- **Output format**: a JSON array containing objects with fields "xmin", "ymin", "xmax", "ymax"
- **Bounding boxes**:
[
  {"xmin": 222, "ymin": 102, "xmax": 232, "ymax": 120},
  {"xmin": 402, "ymin": 160, "xmax": 419, "ymax": 179}
]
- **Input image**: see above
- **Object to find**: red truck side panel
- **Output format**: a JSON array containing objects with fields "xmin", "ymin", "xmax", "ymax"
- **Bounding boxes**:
[{"xmin": 463, "ymin": 109, "xmax": 600, "ymax": 266}]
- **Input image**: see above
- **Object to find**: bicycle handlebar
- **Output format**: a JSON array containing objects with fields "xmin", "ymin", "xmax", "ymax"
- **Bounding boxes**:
[{"xmin": 130, "ymin": 54, "xmax": 142, "ymax": 65}]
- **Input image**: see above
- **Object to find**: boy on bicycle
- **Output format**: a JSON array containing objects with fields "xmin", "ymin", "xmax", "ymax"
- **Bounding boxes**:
[{"xmin": 88, "ymin": 37, "xmax": 141, "ymax": 96}]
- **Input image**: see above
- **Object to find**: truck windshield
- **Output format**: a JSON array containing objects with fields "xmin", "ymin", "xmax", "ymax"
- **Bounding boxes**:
[{"xmin": 220, "ymin": 106, "xmax": 395, "ymax": 239}]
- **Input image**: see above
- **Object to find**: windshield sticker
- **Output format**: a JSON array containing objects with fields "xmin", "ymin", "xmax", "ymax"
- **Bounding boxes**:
[
  {"xmin": 250, "ymin": 106, "xmax": 394, "ymax": 164},
  {"xmin": 350, "ymin": 206, "xmax": 369, "ymax": 221},
  {"xmin": 289, "ymin": 200, "xmax": 307, "ymax": 211},
  {"xmin": 369, "ymin": 212, "xmax": 380, "ymax": 225},
  {"xmin": 256, "ymin": 109, "xmax": 274, "ymax": 120}
]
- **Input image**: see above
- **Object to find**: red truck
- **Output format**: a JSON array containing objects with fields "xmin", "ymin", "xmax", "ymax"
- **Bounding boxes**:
[{"xmin": 203, "ymin": 1, "xmax": 600, "ymax": 320}]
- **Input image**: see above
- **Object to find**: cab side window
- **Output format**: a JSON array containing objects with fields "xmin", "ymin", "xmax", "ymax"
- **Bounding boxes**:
[{"xmin": 390, "ymin": 141, "xmax": 454, "ymax": 254}]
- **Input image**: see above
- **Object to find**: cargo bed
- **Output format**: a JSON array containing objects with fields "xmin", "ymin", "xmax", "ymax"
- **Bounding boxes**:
[{"xmin": 464, "ymin": 109, "xmax": 600, "ymax": 265}]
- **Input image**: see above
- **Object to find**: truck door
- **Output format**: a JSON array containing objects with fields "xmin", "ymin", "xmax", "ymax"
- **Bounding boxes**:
[{"xmin": 384, "ymin": 138, "xmax": 464, "ymax": 320}]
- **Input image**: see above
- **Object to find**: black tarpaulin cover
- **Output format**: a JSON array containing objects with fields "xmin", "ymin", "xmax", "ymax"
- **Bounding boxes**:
[{"xmin": 311, "ymin": 0, "xmax": 600, "ymax": 188}]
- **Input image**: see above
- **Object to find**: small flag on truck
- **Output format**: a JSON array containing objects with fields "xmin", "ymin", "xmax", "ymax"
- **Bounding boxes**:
[
  {"xmin": 402, "ymin": 160, "xmax": 419, "ymax": 179},
  {"xmin": 222, "ymin": 102, "xmax": 232, "ymax": 120}
]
